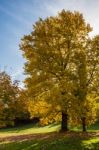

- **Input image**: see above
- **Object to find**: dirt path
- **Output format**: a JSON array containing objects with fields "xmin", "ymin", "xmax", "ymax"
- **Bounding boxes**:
[
  {"xmin": 0, "ymin": 132, "xmax": 99, "ymax": 142},
  {"xmin": 0, "ymin": 132, "xmax": 57, "ymax": 142}
]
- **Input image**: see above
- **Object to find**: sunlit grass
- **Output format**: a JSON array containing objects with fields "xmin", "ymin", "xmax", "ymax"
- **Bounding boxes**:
[
  {"xmin": 83, "ymin": 137, "xmax": 99, "ymax": 145},
  {"xmin": 0, "ymin": 121, "xmax": 99, "ymax": 138},
  {"xmin": 0, "ymin": 121, "xmax": 98, "ymax": 149},
  {"xmin": 0, "ymin": 135, "xmax": 99, "ymax": 150},
  {"xmin": 0, "ymin": 123, "xmax": 60, "ymax": 137}
]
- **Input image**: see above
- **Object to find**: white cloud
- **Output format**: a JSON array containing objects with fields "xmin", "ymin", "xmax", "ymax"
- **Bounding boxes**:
[{"xmin": 11, "ymin": 69, "xmax": 23, "ymax": 80}]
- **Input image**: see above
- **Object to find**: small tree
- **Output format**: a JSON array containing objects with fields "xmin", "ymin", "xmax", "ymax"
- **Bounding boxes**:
[{"xmin": 0, "ymin": 71, "xmax": 19, "ymax": 127}]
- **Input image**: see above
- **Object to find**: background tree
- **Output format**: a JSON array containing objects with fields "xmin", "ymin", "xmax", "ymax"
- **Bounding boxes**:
[
  {"xmin": 0, "ymin": 71, "xmax": 29, "ymax": 127},
  {"xmin": 13, "ymin": 89, "xmax": 31, "ymax": 125},
  {"xmin": 73, "ymin": 35, "xmax": 99, "ymax": 131},
  {"xmin": 0, "ymin": 72, "xmax": 19, "ymax": 127},
  {"xmin": 95, "ymin": 97, "xmax": 99, "ymax": 120}
]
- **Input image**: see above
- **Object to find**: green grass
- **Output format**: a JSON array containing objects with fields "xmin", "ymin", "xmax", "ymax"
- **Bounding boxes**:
[
  {"xmin": 0, "ymin": 123, "xmax": 60, "ymax": 137},
  {"xmin": 88, "ymin": 121, "xmax": 99, "ymax": 131},
  {"xmin": 0, "ymin": 134, "xmax": 99, "ymax": 150},
  {"xmin": 0, "ymin": 122, "xmax": 99, "ymax": 150},
  {"xmin": 72, "ymin": 121, "xmax": 99, "ymax": 132},
  {"xmin": 0, "ymin": 121, "xmax": 99, "ymax": 137}
]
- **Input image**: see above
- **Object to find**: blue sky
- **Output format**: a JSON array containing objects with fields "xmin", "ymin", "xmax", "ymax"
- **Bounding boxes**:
[{"xmin": 0, "ymin": 0, "xmax": 99, "ymax": 87}]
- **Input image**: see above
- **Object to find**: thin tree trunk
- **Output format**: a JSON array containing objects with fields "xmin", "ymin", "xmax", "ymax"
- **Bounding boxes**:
[
  {"xmin": 82, "ymin": 117, "xmax": 87, "ymax": 132},
  {"xmin": 61, "ymin": 111, "xmax": 69, "ymax": 132}
]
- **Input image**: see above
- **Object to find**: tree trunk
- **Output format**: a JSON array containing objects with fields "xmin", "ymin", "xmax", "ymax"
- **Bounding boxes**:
[
  {"xmin": 82, "ymin": 117, "xmax": 87, "ymax": 132},
  {"xmin": 61, "ymin": 111, "xmax": 69, "ymax": 132}
]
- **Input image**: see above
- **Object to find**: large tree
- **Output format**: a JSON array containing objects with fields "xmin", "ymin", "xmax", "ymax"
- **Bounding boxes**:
[{"xmin": 20, "ymin": 10, "xmax": 92, "ymax": 131}]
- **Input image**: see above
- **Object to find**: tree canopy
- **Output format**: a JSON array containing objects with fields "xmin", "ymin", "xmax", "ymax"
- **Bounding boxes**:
[{"xmin": 20, "ymin": 10, "xmax": 99, "ymax": 131}]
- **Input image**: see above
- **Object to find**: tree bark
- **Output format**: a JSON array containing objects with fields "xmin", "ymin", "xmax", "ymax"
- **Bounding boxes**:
[
  {"xmin": 61, "ymin": 111, "xmax": 69, "ymax": 132},
  {"xmin": 82, "ymin": 117, "xmax": 87, "ymax": 132}
]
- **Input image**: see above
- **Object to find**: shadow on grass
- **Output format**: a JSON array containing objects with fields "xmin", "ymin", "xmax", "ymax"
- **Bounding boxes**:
[
  {"xmin": 0, "ymin": 123, "xmax": 40, "ymax": 133},
  {"xmin": 47, "ymin": 122, "xmax": 60, "ymax": 128},
  {"xmin": 0, "ymin": 135, "xmax": 99, "ymax": 150},
  {"xmin": 0, "ymin": 121, "xmax": 98, "ymax": 135},
  {"xmin": 71, "ymin": 121, "xmax": 99, "ymax": 132},
  {"xmin": 88, "ymin": 121, "xmax": 99, "ymax": 131}
]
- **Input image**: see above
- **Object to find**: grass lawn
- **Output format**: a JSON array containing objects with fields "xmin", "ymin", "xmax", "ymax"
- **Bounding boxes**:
[
  {"xmin": 0, "ymin": 133, "xmax": 99, "ymax": 150},
  {"xmin": 0, "ymin": 123, "xmax": 60, "ymax": 137},
  {"xmin": 0, "ymin": 122, "xmax": 99, "ymax": 150},
  {"xmin": 0, "ymin": 121, "xmax": 99, "ymax": 137}
]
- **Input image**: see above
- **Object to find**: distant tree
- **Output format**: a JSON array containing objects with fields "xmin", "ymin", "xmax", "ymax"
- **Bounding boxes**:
[
  {"xmin": 13, "ymin": 89, "xmax": 30, "ymax": 124},
  {"xmin": 95, "ymin": 97, "xmax": 99, "ymax": 120},
  {"xmin": 71, "ymin": 34, "xmax": 99, "ymax": 131},
  {"xmin": 0, "ymin": 72, "xmax": 19, "ymax": 126}
]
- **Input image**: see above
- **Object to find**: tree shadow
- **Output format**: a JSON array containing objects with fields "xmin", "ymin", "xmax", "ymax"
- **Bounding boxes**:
[
  {"xmin": 0, "ymin": 123, "xmax": 40, "ymax": 133},
  {"xmin": 0, "ymin": 133, "xmax": 99, "ymax": 150},
  {"xmin": 88, "ymin": 121, "xmax": 99, "ymax": 131}
]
